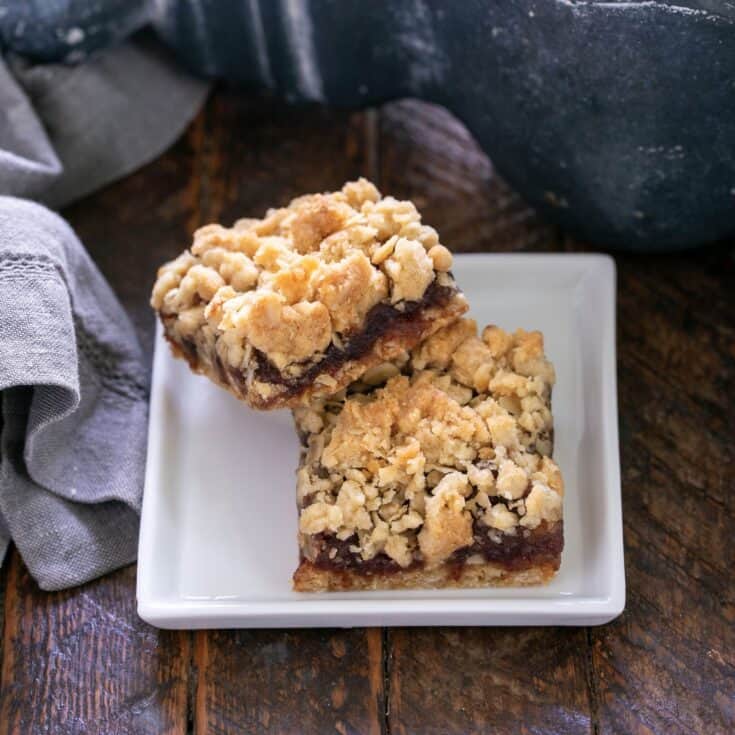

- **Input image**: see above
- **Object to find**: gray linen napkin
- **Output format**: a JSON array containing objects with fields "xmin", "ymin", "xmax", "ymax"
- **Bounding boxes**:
[
  {"xmin": 0, "ymin": 34, "xmax": 209, "ymax": 589},
  {"xmin": 0, "ymin": 197, "xmax": 149, "ymax": 590},
  {"xmin": 0, "ymin": 33, "xmax": 209, "ymax": 208}
]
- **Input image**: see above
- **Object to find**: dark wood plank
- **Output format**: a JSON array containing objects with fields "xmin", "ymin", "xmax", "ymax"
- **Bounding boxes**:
[
  {"xmin": 389, "ymin": 628, "xmax": 592, "ymax": 735},
  {"xmin": 378, "ymin": 99, "xmax": 559, "ymax": 254},
  {"xmin": 0, "ymin": 558, "xmax": 6, "ymax": 688},
  {"xmin": 187, "ymin": 89, "xmax": 372, "ymax": 228},
  {"xmin": 589, "ymin": 246, "xmax": 735, "ymax": 735},
  {"xmin": 0, "ymin": 551, "xmax": 189, "ymax": 735},
  {"xmin": 196, "ymin": 628, "xmax": 384, "ymax": 735},
  {"xmin": 0, "ymin": 110, "xmax": 202, "ymax": 735},
  {"xmin": 0, "ymin": 86, "xmax": 732, "ymax": 735},
  {"xmin": 379, "ymin": 99, "xmax": 592, "ymax": 735},
  {"xmin": 191, "ymin": 90, "xmax": 384, "ymax": 735}
]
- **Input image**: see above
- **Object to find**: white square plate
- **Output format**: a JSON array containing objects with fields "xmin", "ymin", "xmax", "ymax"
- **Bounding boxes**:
[{"xmin": 137, "ymin": 254, "xmax": 624, "ymax": 628}]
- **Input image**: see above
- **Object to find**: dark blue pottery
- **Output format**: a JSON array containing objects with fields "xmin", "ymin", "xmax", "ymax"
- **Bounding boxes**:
[{"xmin": 3, "ymin": 0, "xmax": 735, "ymax": 251}]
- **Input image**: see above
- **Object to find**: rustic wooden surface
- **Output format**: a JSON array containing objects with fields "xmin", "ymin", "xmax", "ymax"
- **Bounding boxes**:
[{"xmin": 0, "ymin": 90, "xmax": 733, "ymax": 734}]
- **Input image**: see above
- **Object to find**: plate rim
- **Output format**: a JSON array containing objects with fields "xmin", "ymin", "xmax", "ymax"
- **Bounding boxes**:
[{"xmin": 137, "ymin": 252, "xmax": 625, "ymax": 627}]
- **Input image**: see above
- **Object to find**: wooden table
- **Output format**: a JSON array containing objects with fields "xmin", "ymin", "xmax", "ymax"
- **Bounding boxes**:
[{"xmin": 0, "ymin": 90, "xmax": 732, "ymax": 735}]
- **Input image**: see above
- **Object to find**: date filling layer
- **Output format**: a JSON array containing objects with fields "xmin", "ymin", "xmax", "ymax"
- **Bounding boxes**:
[
  {"xmin": 164, "ymin": 278, "xmax": 460, "ymax": 406},
  {"xmin": 304, "ymin": 521, "xmax": 563, "ymax": 576}
]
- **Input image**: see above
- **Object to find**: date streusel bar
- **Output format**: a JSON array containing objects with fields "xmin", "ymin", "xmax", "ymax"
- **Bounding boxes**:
[
  {"xmin": 292, "ymin": 318, "xmax": 564, "ymax": 591},
  {"xmin": 151, "ymin": 179, "xmax": 467, "ymax": 409}
]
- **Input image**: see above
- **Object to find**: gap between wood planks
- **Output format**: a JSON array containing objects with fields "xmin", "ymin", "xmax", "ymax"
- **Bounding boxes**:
[{"xmin": 585, "ymin": 628, "xmax": 601, "ymax": 735}]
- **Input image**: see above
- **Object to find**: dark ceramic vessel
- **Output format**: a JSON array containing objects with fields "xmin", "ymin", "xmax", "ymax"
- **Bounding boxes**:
[{"xmin": 3, "ymin": 0, "xmax": 735, "ymax": 250}]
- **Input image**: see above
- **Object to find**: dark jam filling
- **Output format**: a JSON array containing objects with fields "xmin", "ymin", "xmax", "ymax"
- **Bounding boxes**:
[
  {"xmin": 252, "ymin": 278, "xmax": 457, "ymax": 394},
  {"xmin": 309, "ymin": 520, "xmax": 563, "ymax": 576},
  {"xmin": 162, "ymin": 278, "xmax": 458, "ymax": 406},
  {"xmin": 451, "ymin": 519, "xmax": 563, "ymax": 568}
]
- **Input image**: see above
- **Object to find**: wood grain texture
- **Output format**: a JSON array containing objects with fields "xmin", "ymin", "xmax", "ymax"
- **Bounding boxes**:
[
  {"xmin": 0, "ymin": 90, "xmax": 733, "ymax": 735},
  {"xmin": 195, "ymin": 628, "xmax": 384, "ymax": 735},
  {"xmin": 0, "ymin": 114, "xmax": 201, "ymax": 735},
  {"xmin": 590, "ymin": 246, "xmax": 735, "ymax": 735},
  {"xmin": 388, "ymin": 628, "xmax": 592, "ymax": 735},
  {"xmin": 186, "ymin": 90, "xmax": 371, "ymax": 229},
  {"xmin": 0, "ymin": 560, "xmax": 5, "ymax": 688},
  {"xmin": 378, "ymin": 99, "xmax": 559, "ymax": 254},
  {"xmin": 190, "ymin": 91, "xmax": 384, "ymax": 735},
  {"xmin": 0, "ymin": 551, "xmax": 189, "ymax": 735}
]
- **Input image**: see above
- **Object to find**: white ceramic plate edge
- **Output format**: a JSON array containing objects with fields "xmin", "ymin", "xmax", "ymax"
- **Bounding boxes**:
[{"xmin": 137, "ymin": 253, "xmax": 625, "ymax": 628}]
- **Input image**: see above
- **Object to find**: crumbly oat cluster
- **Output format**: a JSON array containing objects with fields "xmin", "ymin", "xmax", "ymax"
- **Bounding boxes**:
[
  {"xmin": 151, "ymin": 178, "xmax": 465, "ymax": 407},
  {"xmin": 294, "ymin": 319, "xmax": 563, "ymax": 569}
]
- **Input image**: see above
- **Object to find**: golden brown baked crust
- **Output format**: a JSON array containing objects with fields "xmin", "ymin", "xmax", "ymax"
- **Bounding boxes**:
[
  {"xmin": 151, "ymin": 178, "xmax": 467, "ymax": 409},
  {"xmin": 293, "ymin": 559, "xmax": 559, "ymax": 592},
  {"xmin": 293, "ymin": 318, "xmax": 564, "ymax": 591}
]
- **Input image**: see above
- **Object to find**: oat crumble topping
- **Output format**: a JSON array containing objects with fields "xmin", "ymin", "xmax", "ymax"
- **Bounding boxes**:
[
  {"xmin": 151, "ymin": 179, "xmax": 464, "ymax": 405},
  {"xmin": 295, "ymin": 319, "xmax": 563, "ymax": 569}
]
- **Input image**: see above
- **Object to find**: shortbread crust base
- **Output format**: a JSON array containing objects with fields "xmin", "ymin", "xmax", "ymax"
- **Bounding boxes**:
[{"xmin": 293, "ymin": 559, "xmax": 559, "ymax": 592}]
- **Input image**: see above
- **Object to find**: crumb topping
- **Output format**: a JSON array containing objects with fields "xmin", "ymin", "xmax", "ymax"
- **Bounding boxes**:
[
  {"xmin": 295, "ymin": 319, "xmax": 563, "ymax": 569},
  {"xmin": 151, "ymin": 178, "xmax": 457, "ymax": 375}
]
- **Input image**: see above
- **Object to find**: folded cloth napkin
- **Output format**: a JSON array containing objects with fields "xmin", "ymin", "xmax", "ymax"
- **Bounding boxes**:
[
  {"xmin": 0, "ymin": 28, "xmax": 209, "ymax": 589},
  {"xmin": 0, "ymin": 32, "xmax": 209, "ymax": 208},
  {"xmin": 0, "ymin": 197, "xmax": 149, "ymax": 590}
]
